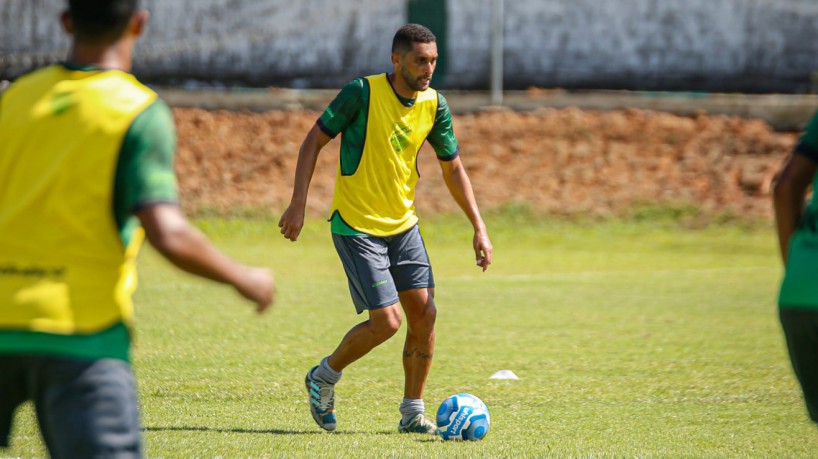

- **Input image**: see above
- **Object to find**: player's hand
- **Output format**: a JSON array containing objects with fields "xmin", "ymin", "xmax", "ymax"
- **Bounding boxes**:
[
  {"xmin": 473, "ymin": 228, "xmax": 493, "ymax": 272},
  {"xmin": 235, "ymin": 267, "xmax": 275, "ymax": 313},
  {"xmin": 278, "ymin": 203, "xmax": 305, "ymax": 241}
]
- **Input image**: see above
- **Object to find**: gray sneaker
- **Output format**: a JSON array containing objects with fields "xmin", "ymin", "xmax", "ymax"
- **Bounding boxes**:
[
  {"xmin": 305, "ymin": 366, "xmax": 336, "ymax": 431},
  {"xmin": 398, "ymin": 413, "xmax": 437, "ymax": 434}
]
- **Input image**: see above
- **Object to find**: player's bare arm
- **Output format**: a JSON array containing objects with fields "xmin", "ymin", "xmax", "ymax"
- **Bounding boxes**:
[
  {"xmin": 439, "ymin": 156, "xmax": 493, "ymax": 271},
  {"xmin": 138, "ymin": 203, "xmax": 274, "ymax": 312},
  {"xmin": 278, "ymin": 124, "xmax": 332, "ymax": 242},
  {"xmin": 773, "ymin": 153, "xmax": 817, "ymax": 264}
]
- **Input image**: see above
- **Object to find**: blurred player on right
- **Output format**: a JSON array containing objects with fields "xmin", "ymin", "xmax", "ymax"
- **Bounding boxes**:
[{"xmin": 773, "ymin": 109, "xmax": 818, "ymax": 425}]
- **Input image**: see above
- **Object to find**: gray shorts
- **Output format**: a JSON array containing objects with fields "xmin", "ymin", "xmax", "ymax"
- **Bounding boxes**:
[
  {"xmin": 0, "ymin": 354, "xmax": 141, "ymax": 458},
  {"xmin": 332, "ymin": 225, "xmax": 435, "ymax": 314}
]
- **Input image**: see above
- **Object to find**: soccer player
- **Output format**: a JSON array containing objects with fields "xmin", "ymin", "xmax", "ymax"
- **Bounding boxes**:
[
  {"xmin": 278, "ymin": 23, "xmax": 493, "ymax": 433},
  {"xmin": 774, "ymin": 109, "xmax": 818, "ymax": 425},
  {"xmin": 0, "ymin": 1, "xmax": 274, "ymax": 456}
]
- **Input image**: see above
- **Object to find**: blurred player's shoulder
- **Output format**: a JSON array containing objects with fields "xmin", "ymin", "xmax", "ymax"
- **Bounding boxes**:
[{"xmin": 1, "ymin": 64, "xmax": 63, "ymax": 95}]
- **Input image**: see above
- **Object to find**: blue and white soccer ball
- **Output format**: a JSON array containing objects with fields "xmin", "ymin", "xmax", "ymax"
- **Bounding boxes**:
[{"xmin": 435, "ymin": 393, "xmax": 491, "ymax": 441}]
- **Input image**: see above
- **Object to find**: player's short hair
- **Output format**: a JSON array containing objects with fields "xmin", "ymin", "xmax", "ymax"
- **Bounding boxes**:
[
  {"xmin": 67, "ymin": 0, "xmax": 139, "ymax": 40},
  {"xmin": 392, "ymin": 24, "xmax": 436, "ymax": 55}
]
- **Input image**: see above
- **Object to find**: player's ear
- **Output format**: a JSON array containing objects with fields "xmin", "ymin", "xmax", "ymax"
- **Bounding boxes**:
[
  {"xmin": 130, "ymin": 10, "xmax": 150, "ymax": 38},
  {"xmin": 60, "ymin": 10, "xmax": 74, "ymax": 35},
  {"xmin": 391, "ymin": 52, "xmax": 401, "ymax": 68}
]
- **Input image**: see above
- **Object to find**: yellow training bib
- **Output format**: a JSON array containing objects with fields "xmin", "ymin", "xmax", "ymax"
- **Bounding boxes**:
[
  {"xmin": 0, "ymin": 65, "xmax": 155, "ymax": 335},
  {"xmin": 330, "ymin": 74, "xmax": 438, "ymax": 236}
]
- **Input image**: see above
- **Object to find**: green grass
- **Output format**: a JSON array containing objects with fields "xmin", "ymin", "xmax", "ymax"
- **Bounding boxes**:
[{"xmin": 5, "ymin": 212, "xmax": 817, "ymax": 458}]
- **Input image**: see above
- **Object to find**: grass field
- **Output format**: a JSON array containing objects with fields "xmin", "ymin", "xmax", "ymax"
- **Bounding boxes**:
[{"xmin": 5, "ymin": 210, "xmax": 818, "ymax": 458}]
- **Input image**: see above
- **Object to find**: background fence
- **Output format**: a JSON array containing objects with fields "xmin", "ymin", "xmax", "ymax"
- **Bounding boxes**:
[{"xmin": 2, "ymin": 0, "xmax": 818, "ymax": 92}]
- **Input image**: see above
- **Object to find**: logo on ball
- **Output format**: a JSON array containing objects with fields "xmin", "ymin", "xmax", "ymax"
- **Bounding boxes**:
[{"xmin": 435, "ymin": 393, "xmax": 490, "ymax": 441}]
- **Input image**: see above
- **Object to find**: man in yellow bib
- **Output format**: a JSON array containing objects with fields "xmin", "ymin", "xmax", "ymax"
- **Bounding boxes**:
[
  {"xmin": 0, "ymin": 1, "xmax": 273, "ymax": 456},
  {"xmin": 279, "ymin": 23, "xmax": 493, "ymax": 434}
]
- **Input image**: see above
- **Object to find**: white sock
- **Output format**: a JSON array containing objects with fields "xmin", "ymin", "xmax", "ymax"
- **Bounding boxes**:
[
  {"xmin": 399, "ymin": 398, "xmax": 424, "ymax": 424},
  {"xmin": 312, "ymin": 356, "xmax": 341, "ymax": 385}
]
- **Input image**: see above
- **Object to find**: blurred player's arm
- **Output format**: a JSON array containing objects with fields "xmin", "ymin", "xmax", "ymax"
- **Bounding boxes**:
[
  {"xmin": 138, "ymin": 204, "xmax": 274, "ymax": 312},
  {"xmin": 278, "ymin": 124, "xmax": 332, "ymax": 242},
  {"xmin": 439, "ymin": 156, "xmax": 493, "ymax": 271},
  {"xmin": 123, "ymin": 101, "xmax": 273, "ymax": 311},
  {"xmin": 773, "ymin": 152, "xmax": 817, "ymax": 264}
]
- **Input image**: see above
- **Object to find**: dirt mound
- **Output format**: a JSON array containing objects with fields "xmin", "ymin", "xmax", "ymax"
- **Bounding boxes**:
[{"xmin": 173, "ymin": 107, "xmax": 796, "ymax": 220}]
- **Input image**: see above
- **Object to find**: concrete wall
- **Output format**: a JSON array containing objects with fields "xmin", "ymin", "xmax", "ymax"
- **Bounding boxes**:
[
  {"xmin": 2, "ymin": 0, "xmax": 818, "ymax": 92},
  {"xmin": 0, "ymin": 0, "xmax": 404, "ymax": 87},
  {"xmin": 448, "ymin": 0, "xmax": 818, "ymax": 92}
]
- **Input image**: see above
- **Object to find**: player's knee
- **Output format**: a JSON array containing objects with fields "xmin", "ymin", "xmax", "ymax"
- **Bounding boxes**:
[
  {"xmin": 373, "ymin": 320, "xmax": 401, "ymax": 342},
  {"xmin": 370, "ymin": 307, "xmax": 402, "ymax": 339},
  {"xmin": 384, "ymin": 313, "xmax": 403, "ymax": 335}
]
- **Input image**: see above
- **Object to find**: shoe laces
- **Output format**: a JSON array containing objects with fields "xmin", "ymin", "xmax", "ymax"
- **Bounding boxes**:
[
  {"xmin": 415, "ymin": 415, "xmax": 435, "ymax": 430},
  {"xmin": 313, "ymin": 380, "xmax": 335, "ymax": 411}
]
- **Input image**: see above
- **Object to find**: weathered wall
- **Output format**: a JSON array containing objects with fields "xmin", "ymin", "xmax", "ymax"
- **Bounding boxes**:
[
  {"xmin": 0, "ymin": 0, "xmax": 404, "ymax": 87},
  {"xmin": 2, "ymin": 0, "xmax": 817, "ymax": 92},
  {"xmin": 448, "ymin": 0, "xmax": 818, "ymax": 92}
]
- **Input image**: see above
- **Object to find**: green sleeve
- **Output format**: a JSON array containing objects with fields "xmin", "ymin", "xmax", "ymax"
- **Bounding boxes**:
[
  {"xmin": 795, "ymin": 110, "xmax": 818, "ymax": 163},
  {"xmin": 426, "ymin": 92, "xmax": 459, "ymax": 160},
  {"xmin": 317, "ymin": 78, "xmax": 367, "ymax": 138},
  {"xmin": 113, "ymin": 99, "xmax": 179, "ymax": 245}
]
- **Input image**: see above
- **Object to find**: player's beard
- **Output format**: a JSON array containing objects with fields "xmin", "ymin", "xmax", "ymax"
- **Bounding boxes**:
[{"xmin": 400, "ymin": 66, "xmax": 431, "ymax": 92}]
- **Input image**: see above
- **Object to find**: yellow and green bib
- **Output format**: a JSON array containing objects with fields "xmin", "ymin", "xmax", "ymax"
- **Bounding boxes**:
[
  {"xmin": 0, "ymin": 65, "xmax": 156, "ymax": 338},
  {"xmin": 330, "ymin": 74, "xmax": 438, "ymax": 236}
]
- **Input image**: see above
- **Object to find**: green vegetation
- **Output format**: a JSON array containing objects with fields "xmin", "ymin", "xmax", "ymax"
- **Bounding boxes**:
[{"xmin": 6, "ymin": 211, "xmax": 817, "ymax": 458}]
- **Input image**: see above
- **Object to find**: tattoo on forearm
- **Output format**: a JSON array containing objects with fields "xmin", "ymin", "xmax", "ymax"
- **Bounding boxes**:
[{"xmin": 403, "ymin": 348, "xmax": 433, "ymax": 359}]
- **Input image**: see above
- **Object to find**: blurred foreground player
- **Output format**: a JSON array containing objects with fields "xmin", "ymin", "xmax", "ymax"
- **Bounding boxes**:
[
  {"xmin": 774, "ymin": 108, "xmax": 818, "ymax": 426},
  {"xmin": 0, "ymin": 1, "xmax": 274, "ymax": 456}
]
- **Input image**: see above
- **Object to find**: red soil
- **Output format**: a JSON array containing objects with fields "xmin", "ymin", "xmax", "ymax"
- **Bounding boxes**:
[{"xmin": 173, "ymin": 107, "xmax": 796, "ymax": 220}]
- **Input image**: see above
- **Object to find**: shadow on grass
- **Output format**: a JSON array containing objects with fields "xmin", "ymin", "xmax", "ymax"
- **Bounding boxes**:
[{"xmin": 143, "ymin": 426, "xmax": 399, "ymax": 436}]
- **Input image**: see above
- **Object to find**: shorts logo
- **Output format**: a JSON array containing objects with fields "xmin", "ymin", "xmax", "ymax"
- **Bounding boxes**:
[{"xmin": 371, "ymin": 280, "xmax": 388, "ymax": 288}]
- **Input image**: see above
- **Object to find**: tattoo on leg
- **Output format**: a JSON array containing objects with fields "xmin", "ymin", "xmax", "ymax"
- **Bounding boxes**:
[{"xmin": 403, "ymin": 348, "xmax": 433, "ymax": 359}]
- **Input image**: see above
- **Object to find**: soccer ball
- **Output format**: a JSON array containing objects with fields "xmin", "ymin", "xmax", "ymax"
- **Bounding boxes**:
[{"xmin": 435, "ymin": 393, "xmax": 491, "ymax": 441}]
